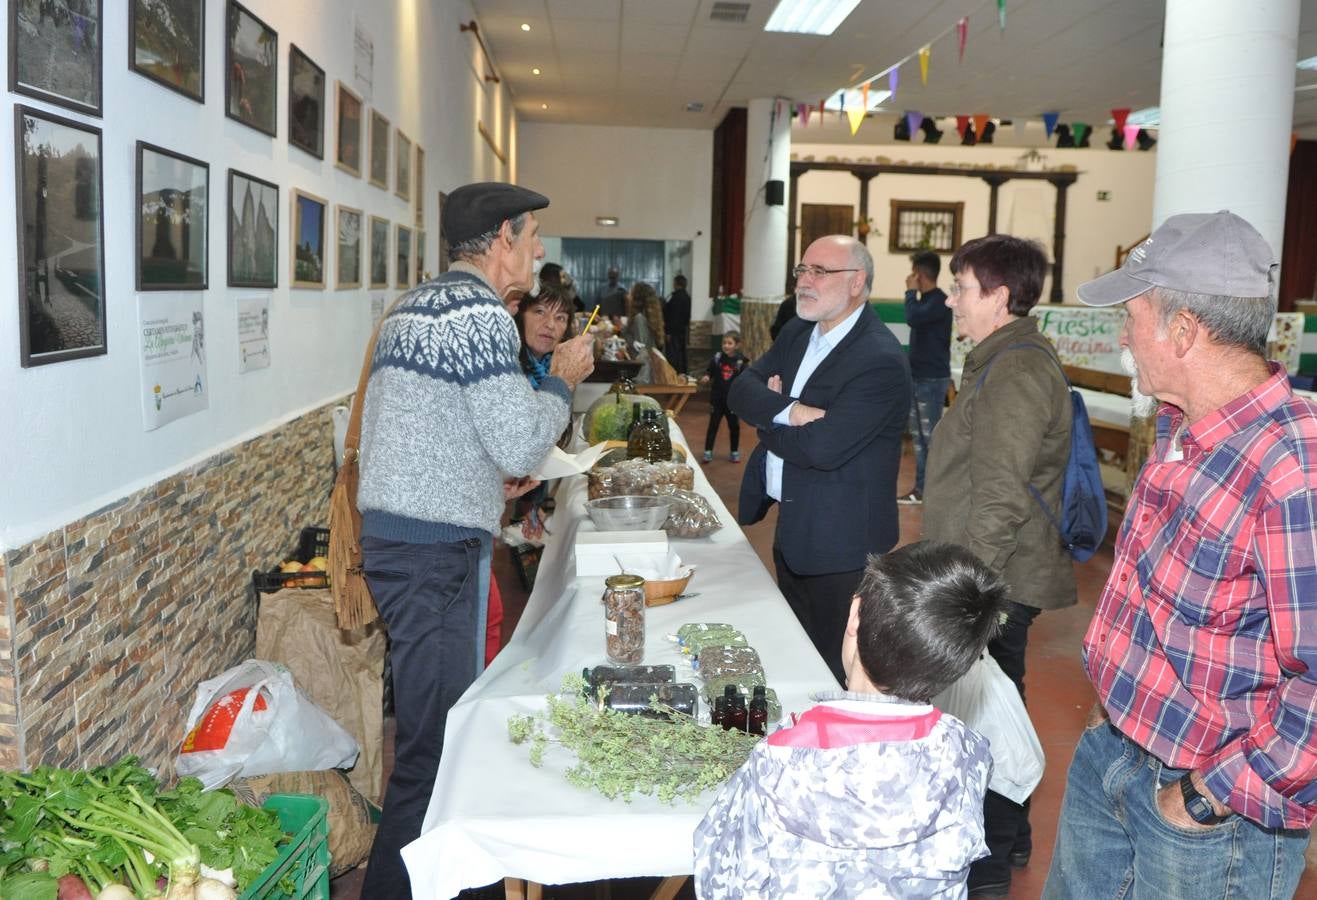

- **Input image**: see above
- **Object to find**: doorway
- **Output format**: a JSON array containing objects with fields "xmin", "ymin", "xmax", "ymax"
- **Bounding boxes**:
[{"xmin": 798, "ymin": 203, "xmax": 854, "ymax": 261}]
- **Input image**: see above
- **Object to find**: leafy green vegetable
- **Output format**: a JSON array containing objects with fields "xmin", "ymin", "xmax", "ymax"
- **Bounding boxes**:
[{"xmin": 0, "ymin": 870, "xmax": 58, "ymax": 900}]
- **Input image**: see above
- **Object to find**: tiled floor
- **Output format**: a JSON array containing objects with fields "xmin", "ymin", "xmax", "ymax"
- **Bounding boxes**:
[{"xmin": 332, "ymin": 389, "xmax": 1317, "ymax": 899}]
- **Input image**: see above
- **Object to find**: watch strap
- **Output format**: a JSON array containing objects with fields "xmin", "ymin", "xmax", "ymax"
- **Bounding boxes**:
[{"xmin": 1179, "ymin": 773, "xmax": 1228, "ymax": 825}]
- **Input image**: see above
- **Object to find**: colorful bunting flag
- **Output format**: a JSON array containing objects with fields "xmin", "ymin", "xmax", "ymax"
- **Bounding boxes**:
[
  {"xmin": 997, "ymin": 0, "xmax": 1006, "ymax": 31},
  {"xmin": 798, "ymin": 103, "xmax": 811, "ymax": 126},
  {"xmin": 1042, "ymin": 112, "xmax": 1059, "ymax": 138},
  {"xmin": 918, "ymin": 45, "xmax": 930, "ymax": 86},
  {"xmin": 973, "ymin": 113, "xmax": 990, "ymax": 139},
  {"xmin": 1111, "ymin": 108, "xmax": 1131, "ymax": 132},
  {"xmin": 889, "ymin": 66, "xmax": 899, "ymax": 97},
  {"xmin": 1072, "ymin": 122, "xmax": 1090, "ymax": 145},
  {"xmin": 819, "ymin": 98, "xmax": 826, "ymax": 124},
  {"xmin": 906, "ymin": 111, "xmax": 924, "ymax": 137},
  {"xmin": 847, "ymin": 92, "xmax": 865, "ymax": 135},
  {"xmin": 957, "ymin": 17, "xmax": 968, "ymax": 62},
  {"xmin": 956, "ymin": 115, "xmax": 970, "ymax": 139},
  {"xmin": 1123, "ymin": 124, "xmax": 1140, "ymax": 150},
  {"xmin": 862, "ymin": 82, "xmax": 870, "ymax": 112}
]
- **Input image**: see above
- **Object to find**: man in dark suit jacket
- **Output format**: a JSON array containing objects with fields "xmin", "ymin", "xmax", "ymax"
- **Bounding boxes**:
[
  {"xmin": 664, "ymin": 274, "xmax": 691, "ymax": 374},
  {"xmin": 730, "ymin": 235, "xmax": 911, "ymax": 685}
]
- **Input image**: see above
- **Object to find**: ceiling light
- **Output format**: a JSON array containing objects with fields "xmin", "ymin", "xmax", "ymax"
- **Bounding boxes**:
[
  {"xmin": 540, "ymin": 103, "xmax": 548, "ymax": 109},
  {"xmin": 532, "ymin": 67, "xmax": 541, "ymax": 75},
  {"xmin": 1125, "ymin": 106, "xmax": 1160, "ymax": 127},
  {"xmin": 686, "ymin": 101, "xmax": 705, "ymax": 112},
  {"xmin": 596, "ymin": 216, "xmax": 619, "ymax": 227},
  {"xmin": 764, "ymin": 0, "xmax": 863, "ymax": 35},
  {"xmin": 1298, "ymin": 56, "xmax": 1317, "ymax": 70},
  {"xmin": 520, "ymin": 22, "xmax": 531, "ymax": 31}
]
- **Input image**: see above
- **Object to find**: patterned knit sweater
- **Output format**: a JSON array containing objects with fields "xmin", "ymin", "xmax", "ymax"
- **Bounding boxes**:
[{"xmin": 358, "ymin": 263, "xmax": 571, "ymax": 541}]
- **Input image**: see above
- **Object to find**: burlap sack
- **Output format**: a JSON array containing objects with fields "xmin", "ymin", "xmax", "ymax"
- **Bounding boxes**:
[
  {"xmin": 255, "ymin": 588, "xmax": 386, "ymax": 803},
  {"xmin": 232, "ymin": 770, "xmax": 376, "ymax": 877}
]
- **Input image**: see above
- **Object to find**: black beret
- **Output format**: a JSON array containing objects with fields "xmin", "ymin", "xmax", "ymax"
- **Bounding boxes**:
[{"xmin": 442, "ymin": 182, "xmax": 549, "ymax": 245}]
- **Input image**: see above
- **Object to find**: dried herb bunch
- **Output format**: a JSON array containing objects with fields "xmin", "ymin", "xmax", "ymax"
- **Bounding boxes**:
[{"xmin": 507, "ymin": 674, "xmax": 760, "ymax": 803}]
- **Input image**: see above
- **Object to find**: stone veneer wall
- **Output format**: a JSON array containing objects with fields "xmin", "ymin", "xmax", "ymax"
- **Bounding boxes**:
[{"xmin": 0, "ymin": 399, "xmax": 344, "ymax": 775}]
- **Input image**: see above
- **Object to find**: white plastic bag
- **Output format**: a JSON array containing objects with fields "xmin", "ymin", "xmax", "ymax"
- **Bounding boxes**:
[
  {"xmin": 933, "ymin": 654, "xmax": 1044, "ymax": 805},
  {"xmin": 176, "ymin": 659, "xmax": 360, "ymax": 790}
]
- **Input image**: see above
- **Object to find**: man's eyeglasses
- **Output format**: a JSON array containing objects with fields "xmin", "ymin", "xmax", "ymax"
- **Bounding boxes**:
[{"xmin": 792, "ymin": 264, "xmax": 861, "ymax": 279}]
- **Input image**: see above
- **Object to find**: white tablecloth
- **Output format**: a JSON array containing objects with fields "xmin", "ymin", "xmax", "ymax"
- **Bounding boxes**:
[{"xmin": 401, "ymin": 424, "xmax": 834, "ymax": 898}]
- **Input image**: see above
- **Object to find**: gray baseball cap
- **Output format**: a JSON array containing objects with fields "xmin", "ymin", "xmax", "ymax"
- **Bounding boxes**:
[{"xmin": 1076, "ymin": 210, "xmax": 1277, "ymax": 307}]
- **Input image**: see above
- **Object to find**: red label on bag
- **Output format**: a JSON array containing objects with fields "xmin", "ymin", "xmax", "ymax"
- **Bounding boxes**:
[{"xmin": 181, "ymin": 687, "xmax": 270, "ymax": 753}]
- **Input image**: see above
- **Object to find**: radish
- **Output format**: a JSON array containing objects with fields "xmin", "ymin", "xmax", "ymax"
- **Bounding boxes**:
[
  {"xmin": 96, "ymin": 887, "xmax": 136, "ymax": 900},
  {"xmin": 57, "ymin": 873, "xmax": 93, "ymax": 900}
]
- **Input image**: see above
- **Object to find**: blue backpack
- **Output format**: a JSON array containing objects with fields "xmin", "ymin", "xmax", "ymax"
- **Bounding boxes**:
[{"xmin": 975, "ymin": 343, "xmax": 1108, "ymax": 563}]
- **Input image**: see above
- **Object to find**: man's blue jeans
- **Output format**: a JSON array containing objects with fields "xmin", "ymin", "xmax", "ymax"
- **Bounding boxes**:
[
  {"xmin": 1043, "ymin": 720, "xmax": 1309, "ymax": 900},
  {"xmin": 907, "ymin": 377, "xmax": 949, "ymax": 494}
]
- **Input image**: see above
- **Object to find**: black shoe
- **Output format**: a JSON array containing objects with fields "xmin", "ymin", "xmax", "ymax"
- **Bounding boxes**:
[
  {"xmin": 967, "ymin": 879, "xmax": 1012, "ymax": 898},
  {"xmin": 1009, "ymin": 847, "xmax": 1031, "ymax": 868}
]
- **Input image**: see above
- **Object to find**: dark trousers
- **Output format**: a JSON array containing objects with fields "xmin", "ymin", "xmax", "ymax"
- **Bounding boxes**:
[
  {"xmin": 666, "ymin": 332, "xmax": 688, "ymax": 375},
  {"xmin": 361, "ymin": 535, "xmax": 483, "ymax": 900},
  {"xmin": 773, "ymin": 546, "xmax": 860, "ymax": 687},
  {"xmin": 970, "ymin": 600, "xmax": 1042, "ymax": 890},
  {"xmin": 705, "ymin": 398, "xmax": 740, "ymax": 453}
]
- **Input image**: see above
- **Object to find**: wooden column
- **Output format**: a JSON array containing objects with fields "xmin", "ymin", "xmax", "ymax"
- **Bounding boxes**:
[
  {"xmin": 854, "ymin": 172, "xmax": 876, "ymax": 235},
  {"xmin": 981, "ymin": 175, "xmax": 1007, "ymax": 235},
  {"xmin": 1050, "ymin": 175, "xmax": 1076, "ymax": 303}
]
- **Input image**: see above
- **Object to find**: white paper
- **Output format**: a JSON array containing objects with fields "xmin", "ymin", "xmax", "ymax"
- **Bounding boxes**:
[
  {"xmin": 237, "ymin": 296, "xmax": 270, "ymax": 373},
  {"xmin": 139, "ymin": 294, "xmax": 208, "ymax": 431},
  {"xmin": 530, "ymin": 442, "xmax": 610, "ymax": 481}
]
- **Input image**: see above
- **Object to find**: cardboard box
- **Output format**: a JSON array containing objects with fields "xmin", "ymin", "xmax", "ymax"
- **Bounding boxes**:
[{"xmin": 575, "ymin": 529, "xmax": 669, "ymax": 577}]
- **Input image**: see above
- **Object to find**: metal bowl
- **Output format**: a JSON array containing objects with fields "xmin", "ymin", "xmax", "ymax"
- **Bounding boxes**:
[{"xmin": 585, "ymin": 495, "xmax": 671, "ymax": 531}]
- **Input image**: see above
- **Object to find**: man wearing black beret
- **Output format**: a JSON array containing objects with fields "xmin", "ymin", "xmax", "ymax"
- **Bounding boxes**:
[{"xmin": 356, "ymin": 181, "xmax": 594, "ymax": 895}]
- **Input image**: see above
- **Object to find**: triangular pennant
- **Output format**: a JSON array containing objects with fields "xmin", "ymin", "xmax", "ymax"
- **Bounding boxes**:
[
  {"xmin": 819, "ymin": 98, "xmax": 826, "ymax": 124},
  {"xmin": 862, "ymin": 82, "xmax": 870, "ymax": 112},
  {"xmin": 1111, "ymin": 107, "xmax": 1131, "ymax": 132},
  {"xmin": 1123, "ymin": 124, "xmax": 1140, "ymax": 150},
  {"xmin": 997, "ymin": 0, "xmax": 1006, "ymax": 31},
  {"xmin": 973, "ymin": 113, "xmax": 990, "ymax": 139},
  {"xmin": 889, "ymin": 66, "xmax": 899, "ymax": 97},
  {"xmin": 918, "ymin": 45, "xmax": 930, "ymax": 86},
  {"xmin": 1072, "ymin": 122, "xmax": 1090, "ymax": 145},
  {"xmin": 956, "ymin": 115, "xmax": 970, "ymax": 138},
  {"xmin": 906, "ymin": 110, "xmax": 924, "ymax": 137},
  {"xmin": 957, "ymin": 17, "xmax": 968, "ymax": 63},
  {"xmin": 1042, "ymin": 112, "xmax": 1059, "ymax": 138},
  {"xmin": 847, "ymin": 92, "xmax": 865, "ymax": 136},
  {"xmin": 799, "ymin": 103, "xmax": 811, "ymax": 126}
]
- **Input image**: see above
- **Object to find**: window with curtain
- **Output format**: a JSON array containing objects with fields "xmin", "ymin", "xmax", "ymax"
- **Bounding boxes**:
[{"xmin": 561, "ymin": 238, "xmax": 666, "ymax": 307}]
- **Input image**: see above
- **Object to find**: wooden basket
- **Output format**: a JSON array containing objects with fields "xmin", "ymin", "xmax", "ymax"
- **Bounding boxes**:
[{"xmin": 644, "ymin": 570, "xmax": 693, "ymax": 607}]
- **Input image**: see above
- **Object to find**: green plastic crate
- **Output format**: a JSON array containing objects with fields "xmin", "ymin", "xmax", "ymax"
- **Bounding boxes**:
[{"xmin": 239, "ymin": 793, "xmax": 331, "ymax": 900}]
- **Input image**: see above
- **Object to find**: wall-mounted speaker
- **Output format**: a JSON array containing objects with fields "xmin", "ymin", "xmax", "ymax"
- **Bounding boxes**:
[{"xmin": 765, "ymin": 179, "xmax": 784, "ymax": 206}]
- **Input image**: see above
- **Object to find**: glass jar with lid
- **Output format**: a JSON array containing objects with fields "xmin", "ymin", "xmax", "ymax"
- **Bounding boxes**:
[{"xmin": 603, "ymin": 574, "xmax": 646, "ymax": 663}]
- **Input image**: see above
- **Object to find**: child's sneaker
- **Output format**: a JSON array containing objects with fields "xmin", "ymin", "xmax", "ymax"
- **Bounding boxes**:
[
  {"xmin": 702, "ymin": 450, "xmax": 713, "ymax": 463},
  {"xmin": 730, "ymin": 451, "xmax": 741, "ymax": 463}
]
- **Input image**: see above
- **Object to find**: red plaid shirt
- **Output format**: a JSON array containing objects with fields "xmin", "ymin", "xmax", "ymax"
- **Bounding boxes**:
[{"xmin": 1085, "ymin": 364, "xmax": 1317, "ymax": 829}]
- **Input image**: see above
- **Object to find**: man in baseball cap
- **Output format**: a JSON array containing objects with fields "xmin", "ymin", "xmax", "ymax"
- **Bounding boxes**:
[
  {"xmin": 356, "ymin": 182, "xmax": 594, "ymax": 896},
  {"xmin": 1045, "ymin": 210, "xmax": 1317, "ymax": 900}
]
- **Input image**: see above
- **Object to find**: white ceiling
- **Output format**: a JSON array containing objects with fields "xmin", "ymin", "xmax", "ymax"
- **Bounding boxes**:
[{"xmin": 469, "ymin": 0, "xmax": 1317, "ymax": 139}]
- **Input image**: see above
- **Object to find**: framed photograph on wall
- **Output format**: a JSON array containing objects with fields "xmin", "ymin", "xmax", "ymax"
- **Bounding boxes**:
[
  {"xmin": 335, "ymin": 81, "xmax": 362, "ymax": 176},
  {"xmin": 336, "ymin": 205, "xmax": 362, "ymax": 289},
  {"xmin": 369, "ymin": 216, "xmax": 389, "ymax": 288},
  {"xmin": 15, "ymin": 105, "xmax": 106, "ymax": 367},
  {"xmin": 414, "ymin": 145, "xmax": 425, "ymax": 229},
  {"xmin": 227, "ymin": 169, "xmax": 278, "ymax": 288},
  {"xmin": 368, "ymin": 109, "xmax": 389, "ymax": 189},
  {"xmin": 291, "ymin": 188, "xmax": 327, "ymax": 288},
  {"xmin": 225, "ymin": 1, "xmax": 277, "ymax": 137},
  {"xmin": 130, "ymin": 0, "xmax": 203, "ymax": 102},
  {"xmin": 136, "ymin": 141, "xmax": 209, "ymax": 291},
  {"xmin": 288, "ymin": 45, "xmax": 324, "ymax": 159},
  {"xmin": 395, "ymin": 224, "xmax": 412, "ymax": 290},
  {"xmin": 415, "ymin": 230, "xmax": 426, "ymax": 285},
  {"xmin": 10, "ymin": 0, "xmax": 102, "ymax": 115},
  {"xmin": 394, "ymin": 129, "xmax": 412, "ymax": 202}
]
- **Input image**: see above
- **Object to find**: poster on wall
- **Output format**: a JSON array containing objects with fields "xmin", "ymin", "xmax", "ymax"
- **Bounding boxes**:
[
  {"xmin": 139, "ymin": 293, "xmax": 209, "ymax": 430},
  {"xmin": 237, "ymin": 296, "xmax": 270, "ymax": 373}
]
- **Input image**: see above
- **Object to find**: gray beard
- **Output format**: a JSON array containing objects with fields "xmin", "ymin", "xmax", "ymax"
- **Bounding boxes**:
[{"xmin": 1121, "ymin": 348, "xmax": 1159, "ymax": 418}]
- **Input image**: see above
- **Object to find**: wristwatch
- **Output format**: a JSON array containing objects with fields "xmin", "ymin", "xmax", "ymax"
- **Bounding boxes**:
[{"xmin": 1179, "ymin": 774, "xmax": 1229, "ymax": 825}]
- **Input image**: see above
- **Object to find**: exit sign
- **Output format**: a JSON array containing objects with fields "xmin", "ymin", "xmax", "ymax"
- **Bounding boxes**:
[{"xmin": 1097, "ymin": 190, "xmax": 1112, "ymax": 201}]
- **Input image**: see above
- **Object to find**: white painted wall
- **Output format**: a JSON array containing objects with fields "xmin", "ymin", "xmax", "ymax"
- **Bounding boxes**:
[
  {"xmin": 791, "ymin": 142, "xmax": 1157, "ymax": 301},
  {"xmin": 0, "ymin": 0, "xmax": 517, "ymax": 546},
  {"xmin": 517, "ymin": 123, "xmax": 713, "ymax": 319}
]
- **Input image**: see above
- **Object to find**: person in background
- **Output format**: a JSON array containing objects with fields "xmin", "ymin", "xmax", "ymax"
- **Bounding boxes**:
[
  {"xmin": 595, "ymin": 265, "xmax": 627, "ymax": 321},
  {"xmin": 664, "ymin": 273, "xmax": 692, "ymax": 374},
  {"xmin": 694, "ymin": 541, "xmax": 1008, "ymax": 899},
  {"xmin": 1045, "ymin": 211, "xmax": 1317, "ymax": 900},
  {"xmin": 699, "ymin": 330, "xmax": 748, "ymax": 463},
  {"xmin": 559, "ymin": 270, "xmax": 585, "ymax": 312},
  {"xmin": 898, "ymin": 250, "xmax": 953, "ymax": 505},
  {"xmin": 730, "ymin": 235, "xmax": 911, "ymax": 685},
  {"xmin": 515, "ymin": 286, "xmax": 576, "ymax": 388},
  {"xmin": 623, "ymin": 282, "xmax": 666, "ymax": 383},
  {"xmin": 921, "ymin": 234, "xmax": 1076, "ymax": 897},
  {"xmin": 355, "ymin": 182, "xmax": 595, "ymax": 898},
  {"xmin": 770, "ymin": 294, "xmax": 797, "ymax": 341},
  {"xmin": 537, "ymin": 261, "xmax": 565, "ymax": 301}
]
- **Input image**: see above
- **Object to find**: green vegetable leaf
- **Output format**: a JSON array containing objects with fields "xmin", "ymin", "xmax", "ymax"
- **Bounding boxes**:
[{"xmin": 0, "ymin": 870, "xmax": 58, "ymax": 900}]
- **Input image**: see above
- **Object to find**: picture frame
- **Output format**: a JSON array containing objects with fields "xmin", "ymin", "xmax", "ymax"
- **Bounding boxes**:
[
  {"xmin": 136, "ymin": 141, "xmax": 209, "ymax": 291},
  {"xmin": 415, "ymin": 229, "xmax": 427, "ymax": 285},
  {"xmin": 368, "ymin": 109, "xmax": 389, "ymax": 189},
  {"xmin": 394, "ymin": 129, "xmax": 412, "ymax": 202},
  {"xmin": 288, "ymin": 44, "xmax": 324, "ymax": 159},
  {"xmin": 130, "ymin": 0, "xmax": 203, "ymax": 102},
  {"xmin": 414, "ymin": 145, "xmax": 425, "ymax": 229},
  {"xmin": 335, "ymin": 81, "xmax": 363, "ymax": 176},
  {"xmin": 227, "ymin": 169, "xmax": 278, "ymax": 288},
  {"xmin": 336, "ymin": 205, "xmax": 362, "ymax": 289},
  {"xmin": 10, "ymin": 0, "xmax": 102, "ymax": 116},
  {"xmin": 225, "ymin": 1, "xmax": 277, "ymax": 137},
  {"xmin": 14, "ymin": 105, "xmax": 107, "ymax": 367},
  {"xmin": 291, "ymin": 188, "xmax": 327, "ymax": 288},
  {"xmin": 395, "ymin": 223, "xmax": 412, "ymax": 290},
  {"xmin": 368, "ymin": 215, "xmax": 389, "ymax": 289}
]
